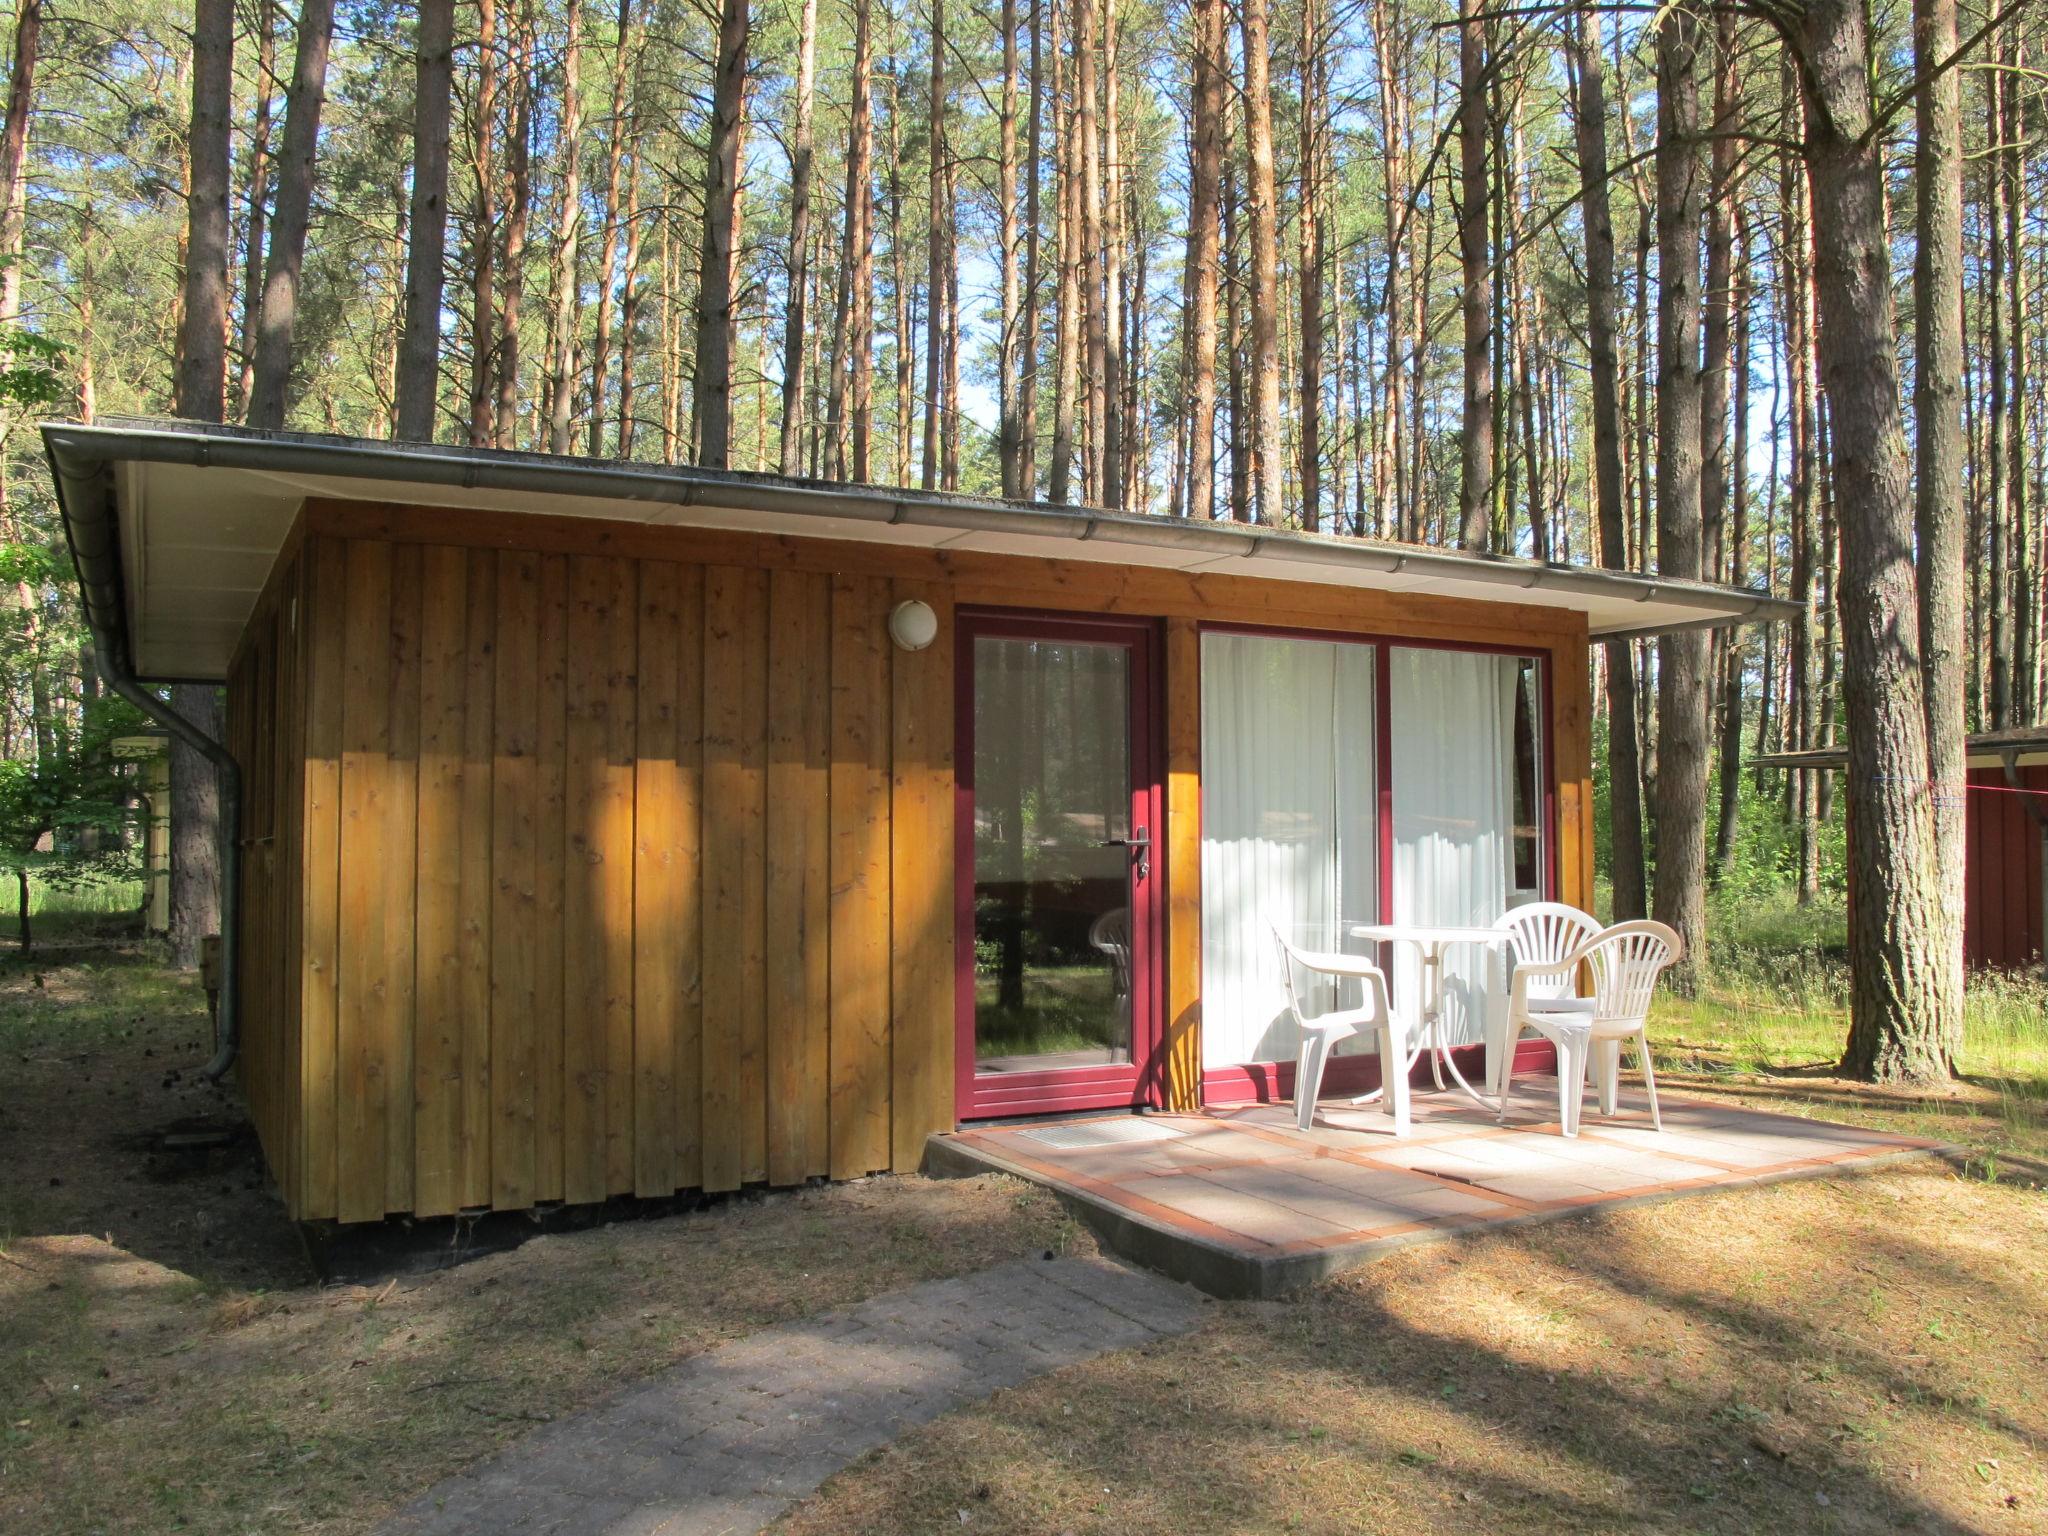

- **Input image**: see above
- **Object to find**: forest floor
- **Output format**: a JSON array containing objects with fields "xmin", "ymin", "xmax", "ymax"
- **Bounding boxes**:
[{"xmin": 3, "ymin": 935, "xmax": 2044, "ymax": 1535}]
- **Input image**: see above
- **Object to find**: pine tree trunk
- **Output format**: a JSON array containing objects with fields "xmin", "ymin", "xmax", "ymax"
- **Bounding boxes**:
[
  {"xmin": 1049, "ymin": 12, "xmax": 1078, "ymax": 504},
  {"xmin": 921, "ymin": 0, "xmax": 946, "ymax": 490},
  {"xmin": 590, "ymin": 0, "xmax": 641, "ymax": 458},
  {"xmin": 1794, "ymin": 0, "xmax": 1953, "ymax": 1083},
  {"xmin": 1567, "ymin": 8, "xmax": 1645, "ymax": 921},
  {"xmin": 495, "ymin": 13, "xmax": 534, "ymax": 449},
  {"xmin": 467, "ymin": 0, "xmax": 499, "ymax": 445},
  {"xmin": 996, "ymin": 0, "xmax": 1022, "ymax": 497},
  {"xmin": 395, "ymin": 0, "xmax": 455, "ymax": 441},
  {"xmin": 1455, "ymin": 0, "xmax": 1491, "ymax": 549},
  {"xmin": 1100, "ymin": 0, "xmax": 1124, "ymax": 508},
  {"xmin": 245, "ymin": 0, "xmax": 334, "ymax": 429},
  {"xmin": 846, "ymin": 0, "xmax": 874, "ymax": 481},
  {"xmin": 235, "ymin": 0, "xmax": 275, "ymax": 416},
  {"xmin": 1183, "ymin": 0, "xmax": 1225, "ymax": 522},
  {"xmin": 1651, "ymin": 0, "xmax": 1709, "ymax": 986},
  {"xmin": 1914, "ymin": 0, "xmax": 1967, "ymax": 1062},
  {"xmin": 617, "ymin": 139, "xmax": 645, "ymax": 456},
  {"xmin": 168, "ymin": 0, "xmax": 234, "ymax": 963},
  {"xmin": 544, "ymin": 0, "xmax": 586, "ymax": 454},
  {"xmin": 1018, "ymin": 0, "xmax": 1043, "ymax": 497},
  {"xmin": 693, "ymin": 0, "xmax": 749, "ymax": 467},
  {"xmin": 1239, "ymin": 0, "xmax": 1281, "ymax": 523},
  {"xmin": 1296, "ymin": 0, "xmax": 1323, "ymax": 533}
]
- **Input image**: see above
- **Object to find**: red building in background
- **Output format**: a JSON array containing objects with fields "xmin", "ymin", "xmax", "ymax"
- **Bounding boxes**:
[{"xmin": 1760, "ymin": 728, "xmax": 2047, "ymax": 973}]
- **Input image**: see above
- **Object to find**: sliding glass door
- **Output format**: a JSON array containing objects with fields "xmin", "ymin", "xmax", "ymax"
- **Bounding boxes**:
[{"xmin": 1199, "ymin": 630, "xmax": 1548, "ymax": 1096}]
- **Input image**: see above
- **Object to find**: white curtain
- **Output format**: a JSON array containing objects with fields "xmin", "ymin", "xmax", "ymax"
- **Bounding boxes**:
[
  {"xmin": 1199, "ymin": 633, "xmax": 1378, "ymax": 1069},
  {"xmin": 1390, "ymin": 648, "xmax": 1518, "ymax": 1044}
]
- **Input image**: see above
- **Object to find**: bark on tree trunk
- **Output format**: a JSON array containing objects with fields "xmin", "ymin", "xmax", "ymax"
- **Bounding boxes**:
[
  {"xmin": 466, "ymin": 0, "xmax": 499, "ymax": 445},
  {"xmin": 589, "ymin": 0, "xmax": 641, "ymax": 458},
  {"xmin": 777, "ymin": 0, "xmax": 817, "ymax": 475},
  {"xmin": 544, "ymin": 0, "xmax": 586, "ymax": 454},
  {"xmin": 396, "ymin": 0, "xmax": 456, "ymax": 441},
  {"xmin": 1795, "ymin": 0, "xmax": 1956, "ymax": 1083},
  {"xmin": 1651, "ymin": 0, "xmax": 1708, "ymax": 986},
  {"xmin": 693, "ymin": 0, "xmax": 749, "ymax": 467},
  {"xmin": 921, "ymin": 0, "xmax": 946, "ymax": 491},
  {"xmin": 495, "ymin": 15, "xmax": 534, "ymax": 449},
  {"xmin": 1455, "ymin": 0, "xmax": 1491, "ymax": 550},
  {"xmin": 168, "ymin": 684, "xmax": 222, "ymax": 968},
  {"xmin": 1018, "ymin": 0, "xmax": 1043, "ymax": 497},
  {"xmin": 1567, "ymin": 8, "xmax": 1645, "ymax": 921},
  {"xmin": 1183, "ymin": 0, "xmax": 1225, "ymax": 522},
  {"xmin": 1240, "ymin": 0, "xmax": 1282, "ymax": 524},
  {"xmin": 234, "ymin": 0, "xmax": 275, "ymax": 417},
  {"xmin": 1914, "ymin": 0, "xmax": 1967, "ymax": 1066},
  {"xmin": 845, "ymin": 0, "xmax": 874, "ymax": 481},
  {"xmin": 172, "ymin": 0, "xmax": 232, "ymax": 424},
  {"xmin": 246, "ymin": 0, "xmax": 336, "ymax": 430}
]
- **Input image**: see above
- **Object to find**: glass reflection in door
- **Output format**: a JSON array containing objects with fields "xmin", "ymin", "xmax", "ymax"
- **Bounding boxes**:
[{"xmin": 971, "ymin": 635, "xmax": 1136, "ymax": 1072}]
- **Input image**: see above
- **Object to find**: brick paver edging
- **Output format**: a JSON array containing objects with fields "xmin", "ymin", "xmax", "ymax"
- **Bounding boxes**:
[{"xmin": 376, "ymin": 1256, "xmax": 1204, "ymax": 1536}]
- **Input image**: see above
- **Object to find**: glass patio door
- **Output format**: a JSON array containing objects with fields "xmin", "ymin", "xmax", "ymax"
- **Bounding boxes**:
[{"xmin": 956, "ymin": 612, "xmax": 1162, "ymax": 1118}]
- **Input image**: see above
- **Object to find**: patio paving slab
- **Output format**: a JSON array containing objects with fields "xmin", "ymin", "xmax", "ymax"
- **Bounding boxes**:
[{"xmin": 927, "ymin": 1090, "xmax": 1945, "ymax": 1298}]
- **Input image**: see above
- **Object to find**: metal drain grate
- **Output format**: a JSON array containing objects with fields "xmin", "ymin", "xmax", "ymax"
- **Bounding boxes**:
[{"xmin": 1017, "ymin": 1118, "xmax": 1186, "ymax": 1151}]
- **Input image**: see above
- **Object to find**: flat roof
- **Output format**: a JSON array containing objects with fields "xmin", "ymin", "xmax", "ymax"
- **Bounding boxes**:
[
  {"xmin": 44, "ymin": 417, "xmax": 1801, "ymax": 682},
  {"xmin": 1755, "ymin": 728, "xmax": 2048, "ymax": 773}
]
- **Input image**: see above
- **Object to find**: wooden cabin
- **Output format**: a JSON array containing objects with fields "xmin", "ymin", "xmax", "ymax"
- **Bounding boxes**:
[
  {"xmin": 46, "ymin": 420, "xmax": 1789, "ymax": 1225},
  {"xmin": 1759, "ymin": 730, "xmax": 2048, "ymax": 973}
]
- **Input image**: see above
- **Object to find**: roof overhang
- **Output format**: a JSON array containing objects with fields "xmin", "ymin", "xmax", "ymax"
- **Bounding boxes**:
[
  {"xmin": 44, "ymin": 417, "xmax": 1802, "ymax": 683},
  {"xmin": 1756, "ymin": 730, "xmax": 2048, "ymax": 773}
]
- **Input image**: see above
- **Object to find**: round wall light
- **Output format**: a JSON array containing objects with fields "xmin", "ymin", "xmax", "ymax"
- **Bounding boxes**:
[{"xmin": 888, "ymin": 599, "xmax": 939, "ymax": 652}]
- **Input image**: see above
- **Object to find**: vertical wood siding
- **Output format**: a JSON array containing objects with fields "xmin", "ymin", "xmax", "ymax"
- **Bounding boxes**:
[
  {"xmin": 1965, "ymin": 763, "xmax": 2046, "ymax": 970},
  {"xmin": 276, "ymin": 532, "xmax": 948, "ymax": 1221},
  {"xmin": 237, "ymin": 511, "xmax": 1594, "ymax": 1222}
]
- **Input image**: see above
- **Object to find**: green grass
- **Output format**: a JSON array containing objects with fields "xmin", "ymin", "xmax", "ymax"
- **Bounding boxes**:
[
  {"xmin": 1639, "ymin": 887, "xmax": 2048, "ymax": 1167},
  {"xmin": 975, "ymin": 962, "xmax": 1122, "ymax": 1059},
  {"xmin": 0, "ymin": 875, "xmax": 146, "ymax": 945}
]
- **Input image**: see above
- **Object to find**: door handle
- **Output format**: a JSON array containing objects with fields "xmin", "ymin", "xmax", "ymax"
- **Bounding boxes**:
[{"xmin": 1099, "ymin": 828, "xmax": 1151, "ymax": 881}]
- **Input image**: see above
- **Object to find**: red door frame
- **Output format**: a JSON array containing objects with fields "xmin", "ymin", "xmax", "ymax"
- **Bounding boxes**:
[
  {"xmin": 1194, "ymin": 624, "xmax": 1559, "ymax": 1104},
  {"xmin": 954, "ymin": 608, "xmax": 1168, "ymax": 1119}
]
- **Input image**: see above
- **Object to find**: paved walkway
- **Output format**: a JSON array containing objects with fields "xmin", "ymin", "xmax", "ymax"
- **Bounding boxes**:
[
  {"xmin": 377, "ymin": 1256, "xmax": 1202, "ymax": 1536},
  {"xmin": 931, "ymin": 1092, "xmax": 1944, "ymax": 1298}
]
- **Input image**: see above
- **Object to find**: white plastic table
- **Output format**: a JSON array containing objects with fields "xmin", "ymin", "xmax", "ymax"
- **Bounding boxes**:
[{"xmin": 1349, "ymin": 922, "xmax": 1508, "ymax": 1111}]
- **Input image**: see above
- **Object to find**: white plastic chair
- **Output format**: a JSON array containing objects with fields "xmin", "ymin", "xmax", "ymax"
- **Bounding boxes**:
[
  {"xmin": 1089, "ymin": 906, "xmax": 1133, "ymax": 1034},
  {"xmin": 1498, "ymin": 919, "xmax": 1680, "ymax": 1137},
  {"xmin": 1272, "ymin": 927, "xmax": 1414, "ymax": 1136},
  {"xmin": 1490, "ymin": 902, "xmax": 1603, "ymax": 1098}
]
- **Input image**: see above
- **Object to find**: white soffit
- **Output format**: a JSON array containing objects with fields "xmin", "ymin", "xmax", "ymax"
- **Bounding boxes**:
[{"xmin": 63, "ymin": 428, "xmax": 1789, "ymax": 681}]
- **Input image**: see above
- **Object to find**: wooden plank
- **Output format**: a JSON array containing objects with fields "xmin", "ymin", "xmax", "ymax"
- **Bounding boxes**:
[
  {"xmin": 672, "ymin": 568, "xmax": 706, "ymax": 1186},
  {"xmin": 700, "ymin": 561, "xmax": 749, "ymax": 1187},
  {"xmin": 383, "ymin": 542, "xmax": 422, "ymax": 1215},
  {"xmin": 280, "ymin": 554, "xmax": 308, "ymax": 1212},
  {"xmin": 300, "ymin": 538, "xmax": 346, "ymax": 1220},
  {"xmin": 828, "ymin": 575, "xmax": 891, "ymax": 1178},
  {"xmin": 533, "ymin": 554, "xmax": 571, "ymax": 1202},
  {"xmin": 1550, "ymin": 637, "xmax": 1596, "ymax": 911},
  {"xmin": 562, "ymin": 556, "xmax": 611, "ymax": 1203},
  {"xmin": 336, "ymin": 539, "xmax": 393, "ymax": 1223},
  {"xmin": 889, "ymin": 579, "xmax": 955, "ymax": 1171},
  {"xmin": 737, "ymin": 568, "xmax": 769, "ymax": 1184},
  {"xmin": 633, "ymin": 561, "xmax": 683, "ymax": 1196},
  {"xmin": 602, "ymin": 558, "xmax": 640, "ymax": 1194},
  {"xmin": 300, "ymin": 500, "xmax": 1589, "ymax": 644},
  {"xmin": 1163, "ymin": 617, "xmax": 1203, "ymax": 1112},
  {"xmin": 413, "ymin": 545, "xmax": 468, "ymax": 1217},
  {"xmin": 491, "ymin": 550, "xmax": 542, "ymax": 1209},
  {"xmin": 765, "ymin": 569, "xmax": 832, "ymax": 1184},
  {"xmin": 458, "ymin": 549, "xmax": 497, "ymax": 1207}
]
